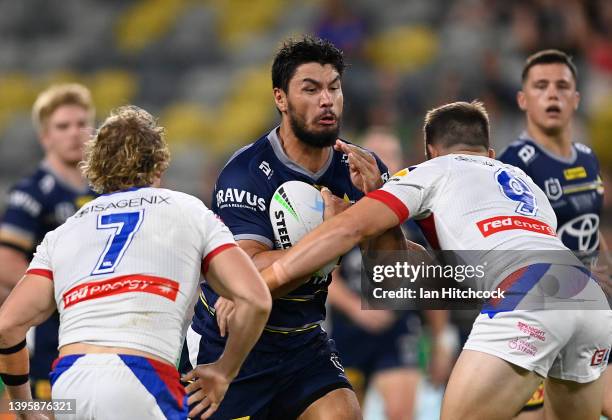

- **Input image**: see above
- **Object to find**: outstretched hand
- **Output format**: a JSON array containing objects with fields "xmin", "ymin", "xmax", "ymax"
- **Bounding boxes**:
[
  {"xmin": 334, "ymin": 139, "xmax": 383, "ymax": 194},
  {"xmin": 183, "ymin": 362, "xmax": 233, "ymax": 419}
]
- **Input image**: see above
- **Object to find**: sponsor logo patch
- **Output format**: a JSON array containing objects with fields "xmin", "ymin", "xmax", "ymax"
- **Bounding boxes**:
[
  {"xmin": 508, "ymin": 338, "xmax": 537, "ymax": 356},
  {"xmin": 63, "ymin": 274, "xmax": 179, "ymax": 309},
  {"xmin": 591, "ymin": 349, "xmax": 610, "ymax": 366},
  {"xmin": 517, "ymin": 321, "xmax": 546, "ymax": 342},
  {"xmin": 563, "ymin": 166, "xmax": 587, "ymax": 180},
  {"xmin": 477, "ymin": 215, "xmax": 555, "ymax": 237},
  {"xmin": 216, "ymin": 188, "xmax": 266, "ymax": 212}
]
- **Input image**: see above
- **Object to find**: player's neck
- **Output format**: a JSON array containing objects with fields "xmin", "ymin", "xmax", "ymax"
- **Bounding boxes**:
[
  {"xmin": 44, "ymin": 154, "xmax": 88, "ymax": 190},
  {"xmin": 526, "ymin": 124, "xmax": 573, "ymax": 159},
  {"xmin": 278, "ymin": 125, "xmax": 331, "ymax": 174}
]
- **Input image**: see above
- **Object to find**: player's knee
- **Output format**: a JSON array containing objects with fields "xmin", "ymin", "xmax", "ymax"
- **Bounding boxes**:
[
  {"xmin": 384, "ymin": 402, "xmax": 414, "ymax": 420},
  {"xmin": 329, "ymin": 388, "xmax": 361, "ymax": 420}
]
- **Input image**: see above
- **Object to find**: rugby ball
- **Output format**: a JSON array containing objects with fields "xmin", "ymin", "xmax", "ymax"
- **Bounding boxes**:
[{"xmin": 269, "ymin": 181, "xmax": 339, "ymax": 277}]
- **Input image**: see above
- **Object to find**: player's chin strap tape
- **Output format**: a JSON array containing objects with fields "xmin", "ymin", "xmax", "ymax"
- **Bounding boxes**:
[
  {"xmin": 0, "ymin": 339, "xmax": 26, "ymax": 354},
  {"xmin": 0, "ymin": 373, "xmax": 29, "ymax": 386}
]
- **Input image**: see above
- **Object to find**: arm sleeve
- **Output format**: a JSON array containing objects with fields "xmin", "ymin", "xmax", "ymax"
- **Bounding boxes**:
[
  {"xmin": 0, "ymin": 184, "xmax": 43, "ymax": 253},
  {"xmin": 200, "ymin": 207, "xmax": 238, "ymax": 274},
  {"xmin": 25, "ymin": 232, "xmax": 53, "ymax": 280},
  {"xmin": 212, "ymin": 163, "xmax": 274, "ymax": 248},
  {"xmin": 366, "ymin": 159, "xmax": 447, "ymax": 223}
]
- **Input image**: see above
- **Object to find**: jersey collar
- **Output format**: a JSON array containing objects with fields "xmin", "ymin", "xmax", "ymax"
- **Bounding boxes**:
[
  {"xmin": 518, "ymin": 131, "xmax": 577, "ymax": 165},
  {"xmin": 267, "ymin": 126, "xmax": 334, "ymax": 181}
]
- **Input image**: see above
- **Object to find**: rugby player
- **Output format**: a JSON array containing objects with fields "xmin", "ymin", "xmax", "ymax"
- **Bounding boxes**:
[
  {"xmin": 180, "ymin": 36, "xmax": 392, "ymax": 419},
  {"xmin": 499, "ymin": 49, "xmax": 609, "ymax": 417},
  {"xmin": 0, "ymin": 106, "xmax": 271, "ymax": 419},
  {"xmin": 328, "ymin": 128, "xmax": 452, "ymax": 420},
  {"xmin": 0, "ymin": 84, "xmax": 97, "ymax": 399},
  {"xmin": 261, "ymin": 101, "xmax": 612, "ymax": 420}
]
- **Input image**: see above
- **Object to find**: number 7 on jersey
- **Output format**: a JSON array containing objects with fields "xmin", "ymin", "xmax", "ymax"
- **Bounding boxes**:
[{"xmin": 92, "ymin": 210, "xmax": 144, "ymax": 275}]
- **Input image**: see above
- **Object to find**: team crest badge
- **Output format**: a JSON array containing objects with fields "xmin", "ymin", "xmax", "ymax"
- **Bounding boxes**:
[{"xmin": 544, "ymin": 178, "xmax": 562, "ymax": 201}]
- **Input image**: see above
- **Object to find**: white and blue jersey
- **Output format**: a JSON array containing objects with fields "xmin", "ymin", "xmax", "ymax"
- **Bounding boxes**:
[
  {"xmin": 191, "ymin": 127, "xmax": 388, "ymax": 352},
  {"xmin": 499, "ymin": 135, "xmax": 604, "ymax": 264}
]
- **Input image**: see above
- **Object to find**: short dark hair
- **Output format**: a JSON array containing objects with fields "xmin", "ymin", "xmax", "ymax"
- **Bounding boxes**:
[
  {"xmin": 521, "ymin": 49, "xmax": 578, "ymax": 83},
  {"xmin": 272, "ymin": 36, "xmax": 345, "ymax": 92},
  {"xmin": 424, "ymin": 101, "xmax": 490, "ymax": 151}
]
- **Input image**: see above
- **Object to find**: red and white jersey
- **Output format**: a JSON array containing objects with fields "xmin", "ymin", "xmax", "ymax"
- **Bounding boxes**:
[
  {"xmin": 27, "ymin": 187, "xmax": 236, "ymax": 364},
  {"xmin": 369, "ymin": 154, "xmax": 569, "ymax": 250},
  {"xmin": 367, "ymin": 154, "xmax": 580, "ymax": 288}
]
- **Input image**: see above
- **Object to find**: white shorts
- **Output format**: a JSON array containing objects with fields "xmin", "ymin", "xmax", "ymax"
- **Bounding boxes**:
[
  {"xmin": 464, "ymin": 306, "xmax": 612, "ymax": 383},
  {"xmin": 50, "ymin": 353, "xmax": 187, "ymax": 420}
]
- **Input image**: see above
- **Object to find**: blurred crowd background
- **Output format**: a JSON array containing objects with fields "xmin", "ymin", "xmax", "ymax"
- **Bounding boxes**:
[
  {"xmin": 0, "ymin": 0, "xmax": 610, "ymax": 213},
  {"xmin": 0, "ymin": 1, "xmax": 610, "ymax": 418}
]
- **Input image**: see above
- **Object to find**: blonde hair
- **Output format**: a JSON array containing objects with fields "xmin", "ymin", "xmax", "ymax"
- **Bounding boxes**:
[
  {"xmin": 81, "ymin": 106, "xmax": 170, "ymax": 194},
  {"xmin": 32, "ymin": 83, "xmax": 94, "ymax": 133}
]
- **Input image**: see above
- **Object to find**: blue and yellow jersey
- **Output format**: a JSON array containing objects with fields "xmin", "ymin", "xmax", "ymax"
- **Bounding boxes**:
[
  {"xmin": 191, "ymin": 127, "xmax": 388, "ymax": 352},
  {"xmin": 499, "ymin": 135, "xmax": 603, "ymax": 263},
  {"xmin": 0, "ymin": 163, "xmax": 96, "ymax": 256}
]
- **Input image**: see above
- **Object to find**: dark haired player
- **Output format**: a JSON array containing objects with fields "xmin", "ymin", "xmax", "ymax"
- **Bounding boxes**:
[
  {"xmin": 261, "ymin": 101, "xmax": 611, "ymax": 420},
  {"xmin": 181, "ymin": 37, "xmax": 391, "ymax": 419},
  {"xmin": 499, "ymin": 49, "xmax": 609, "ymax": 417}
]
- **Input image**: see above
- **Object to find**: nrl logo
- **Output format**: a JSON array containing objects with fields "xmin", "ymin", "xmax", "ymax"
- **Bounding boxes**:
[{"xmin": 544, "ymin": 178, "xmax": 562, "ymax": 201}]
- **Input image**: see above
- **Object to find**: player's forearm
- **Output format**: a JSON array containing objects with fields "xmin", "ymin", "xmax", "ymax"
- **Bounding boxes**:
[
  {"xmin": 267, "ymin": 215, "xmax": 364, "ymax": 291},
  {"xmin": 360, "ymin": 225, "xmax": 407, "ymax": 258},
  {"xmin": 215, "ymin": 298, "xmax": 270, "ymax": 379},
  {"xmin": 0, "ymin": 345, "xmax": 32, "ymax": 400},
  {"xmin": 250, "ymin": 249, "xmax": 288, "ymax": 271},
  {"xmin": 241, "ymin": 243, "xmax": 319, "ymax": 297}
]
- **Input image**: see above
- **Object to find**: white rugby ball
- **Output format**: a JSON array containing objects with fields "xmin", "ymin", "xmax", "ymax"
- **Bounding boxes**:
[{"xmin": 269, "ymin": 180, "xmax": 339, "ymax": 277}]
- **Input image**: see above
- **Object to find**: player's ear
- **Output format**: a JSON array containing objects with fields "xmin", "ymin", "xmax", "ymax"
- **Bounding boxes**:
[
  {"xmin": 273, "ymin": 88, "xmax": 288, "ymax": 113},
  {"xmin": 426, "ymin": 144, "xmax": 438, "ymax": 159},
  {"xmin": 574, "ymin": 90, "xmax": 580, "ymax": 110},
  {"xmin": 488, "ymin": 148, "xmax": 496, "ymax": 159},
  {"xmin": 517, "ymin": 90, "xmax": 527, "ymax": 111}
]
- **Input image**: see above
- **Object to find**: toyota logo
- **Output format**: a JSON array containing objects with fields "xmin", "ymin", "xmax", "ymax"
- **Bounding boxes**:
[{"xmin": 557, "ymin": 214, "xmax": 600, "ymax": 252}]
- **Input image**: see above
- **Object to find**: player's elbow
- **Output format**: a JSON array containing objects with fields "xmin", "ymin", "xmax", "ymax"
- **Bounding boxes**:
[
  {"xmin": 0, "ymin": 315, "xmax": 22, "ymax": 346},
  {"xmin": 252, "ymin": 284, "xmax": 272, "ymax": 319},
  {"xmin": 237, "ymin": 278, "xmax": 272, "ymax": 320}
]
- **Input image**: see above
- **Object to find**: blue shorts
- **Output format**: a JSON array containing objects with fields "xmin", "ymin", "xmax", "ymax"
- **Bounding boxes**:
[
  {"xmin": 180, "ymin": 328, "xmax": 352, "ymax": 419},
  {"xmin": 330, "ymin": 311, "xmax": 421, "ymax": 388}
]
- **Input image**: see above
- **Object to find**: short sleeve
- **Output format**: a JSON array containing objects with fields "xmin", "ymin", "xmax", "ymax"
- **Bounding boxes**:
[
  {"xmin": 212, "ymin": 161, "xmax": 274, "ymax": 248},
  {"xmin": 0, "ymin": 184, "xmax": 43, "ymax": 253},
  {"xmin": 366, "ymin": 159, "xmax": 447, "ymax": 223},
  {"xmin": 200, "ymin": 208, "xmax": 237, "ymax": 274},
  {"xmin": 26, "ymin": 232, "xmax": 53, "ymax": 280}
]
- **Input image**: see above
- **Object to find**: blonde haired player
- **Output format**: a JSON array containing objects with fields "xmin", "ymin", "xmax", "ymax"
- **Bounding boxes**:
[
  {"xmin": 0, "ymin": 83, "xmax": 97, "ymax": 400},
  {"xmin": 0, "ymin": 106, "xmax": 271, "ymax": 419}
]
